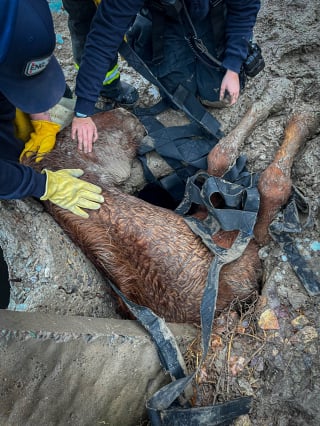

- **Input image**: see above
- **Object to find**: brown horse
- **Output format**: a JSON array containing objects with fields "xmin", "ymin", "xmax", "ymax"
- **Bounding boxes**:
[{"xmin": 23, "ymin": 107, "xmax": 319, "ymax": 323}]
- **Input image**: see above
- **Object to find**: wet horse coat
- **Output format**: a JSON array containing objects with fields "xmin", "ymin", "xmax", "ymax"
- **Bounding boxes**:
[{"xmin": 23, "ymin": 107, "xmax": 319, "ymax": 323}]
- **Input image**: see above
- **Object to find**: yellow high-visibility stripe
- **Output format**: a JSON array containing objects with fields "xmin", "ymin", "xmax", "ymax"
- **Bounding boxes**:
[
  {"xmin": 76, "ymin": 1, "xmax": 120, "ymax": 85},
  {"xmin": 102, "ymin": 63, "xmax": 120, "ymax": 85},
  {"xmin": 74, "ymin": 63, "xmax": 120, "ymax": 85}
]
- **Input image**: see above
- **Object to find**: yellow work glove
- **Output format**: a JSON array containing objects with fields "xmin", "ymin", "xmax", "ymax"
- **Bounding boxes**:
[
  {"xmin": 92, "ymin": 0, "xmax": 100, "ymax": 6},
  {"xmin": 40, "ymin": 169, "xmax": 105, "ymax": 219},
  {"xmin": 19, "ymin": 120, "xmax": 61, "ymax": 163},
  {"xmin": 14, "ymin": 108, "xmax": 34, "ymax": 143}
]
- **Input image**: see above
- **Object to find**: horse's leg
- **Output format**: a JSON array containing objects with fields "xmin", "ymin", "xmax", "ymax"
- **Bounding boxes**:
[
  {"xmin": 254, "ymin": 109, "xmax": 320, "ymax": 245},
  {"xmin": 207, "ymin": 78, "xmax": 293, "ymax": 177}
]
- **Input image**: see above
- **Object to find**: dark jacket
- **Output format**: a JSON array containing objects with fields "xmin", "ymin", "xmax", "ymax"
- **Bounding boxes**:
[
  {"xmin": 75, "ymin": 0, "xmax": 261, "ymax": 116},
  {"xmin": 0, "ymin": 92, "xmax": 46, "ymax": 200}
]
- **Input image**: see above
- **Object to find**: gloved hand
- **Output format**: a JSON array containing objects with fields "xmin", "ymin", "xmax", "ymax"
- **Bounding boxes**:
[
  {"xmin": 14, "ymin": 108, "xmax": 34, "ymax": 143},
  {"xmin": 40, "ymin": 169, "xmax": 104, "ymax": 219},
  {"xmin": 19, "ymin": 120, "xmax": 61, "ymax": 163}
]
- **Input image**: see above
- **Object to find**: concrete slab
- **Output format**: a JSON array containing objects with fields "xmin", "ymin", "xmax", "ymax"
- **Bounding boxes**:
[{"xmin": 0, "ymin": 310, "xmax": 197, "ymax": 426}]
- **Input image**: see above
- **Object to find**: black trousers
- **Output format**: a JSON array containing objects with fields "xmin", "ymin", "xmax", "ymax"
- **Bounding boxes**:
[
  {"xmin": 62, "ymin": 0, "xmax": 117, "ymax": 71},
  {"xmin": 127, "ymin": 12, "xmax": 231, "ymax": 103}
]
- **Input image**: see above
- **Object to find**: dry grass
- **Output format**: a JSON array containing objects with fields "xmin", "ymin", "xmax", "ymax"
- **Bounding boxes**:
[{"xmin": 184, "ymin": 292, "xmax": 267, "ymax": 407}]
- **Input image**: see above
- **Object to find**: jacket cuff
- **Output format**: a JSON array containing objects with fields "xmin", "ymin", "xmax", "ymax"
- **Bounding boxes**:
[
  {"xmin": 33, "ymin": 172, "xmax": 47, "ymax": 199},
  {"xmin": 74, "ymin": 97, "xmax": 96, "ymax": 117},
  {"xmin": 221, "ymin": 55, "xmax": 243, "ymax": 74}
]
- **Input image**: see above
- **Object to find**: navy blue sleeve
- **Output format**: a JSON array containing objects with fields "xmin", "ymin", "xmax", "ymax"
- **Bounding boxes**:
[
  {"xmin": 0, "ymin": 93, "xmax": 47, "ymax": 200},
  {"xmin": 75, "ymin": 0, "xmax": 145, "ymax": 116},
  {"xmin": 222, "ymin": 0, "xmax": 261, "ymax": 73},
  {"xmin": 0, "ymin": 160, "xmax": 46, "ymax": 200},
  {"xmin": 75, "ymin": 0, "xmax": 261, "ymax": 115}
]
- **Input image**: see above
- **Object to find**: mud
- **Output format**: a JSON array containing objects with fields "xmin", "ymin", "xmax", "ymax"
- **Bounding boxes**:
[
  {"xmin": 51, "ymin": 2, "xmax": 320, "ymax": 423},
  {"xmin": 2, "ymin": 1, "xmax": 319, "ymax": 425}
]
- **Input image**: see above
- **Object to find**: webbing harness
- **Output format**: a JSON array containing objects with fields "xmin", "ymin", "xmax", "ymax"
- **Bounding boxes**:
[
  {"xmin": 109, "ymin": 158, "xmax": 261, "ymax": 425},
  {"xmin": 119, "ymin": 40, "xmax": 223, "ymax": 139},
  {"xmin": 118, "ymin": 34, "xmax": 319, "ymax": 425},
  {"xmin": 119, "ymin": 38, "xmax": 224, "ymax": 202},
  {"xmin": 135, "ymin": 105, "xmax": 221, "ymax": 202},
  {"xmin": 269, "ymin": 186, "xmax": 320, "ymax": 296},
  {"xmin": 109, "ymin": 154, "xmax": 320, "ymax": 425}
]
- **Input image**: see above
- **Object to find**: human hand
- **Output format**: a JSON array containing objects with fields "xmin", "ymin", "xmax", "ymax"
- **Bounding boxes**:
[
  {"xmin": 40, "ymin": 168, "xmax": 104, "ymax": 218},
  {"xmin": 219, "ymin": 70, "xmax": 240, "ymax": 106},
  {"xmin": 71, "ymin": 116, "xmax": 98, "ymax": 154},
  {"xmin": 19, "ymin": 120, "xmax": 61, "ymax": 163}
]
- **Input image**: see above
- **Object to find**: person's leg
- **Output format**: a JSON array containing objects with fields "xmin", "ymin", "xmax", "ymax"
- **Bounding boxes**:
[
  {"xmin": 193, "ymin": 16, "xmax": 226, "ymax": 106},
  {"xmin": 62, "ymin": 0, "xmax": 138, "ymax": 108},
  {"xmin": 62, "ymin": 0, "xmax": 96, "ymax": 66},
  {"xmin": 126, "ymin": 11, "xmax": 229, "ymax": 108},
  {"xmin": 195, "ymin": 15, "xmax": 246, "ymax": 107},
  {"xmin": 196, "ymin": 64, "xmax": 227, "ymax": 107},
  {"xmin": 148, "ymin": 17, "xmax": 198, "ymax": 101},
  {"xmin": 99, "ymin": 60, "xmax": 139, "ymax": 108}
]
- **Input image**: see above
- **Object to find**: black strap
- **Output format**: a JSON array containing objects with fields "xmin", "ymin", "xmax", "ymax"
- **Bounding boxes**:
[
  {"xmin": 137, "ymin": 116, "xmax": 220, "ymax": 201},
  {"xmin": 107, "ymin": 159, "xmax": 260, "ymax": 425},
  {"xmin": 119, "ymin": 40, "xmax": 223, "ymax": 139},
  {"xmin": 150, "ymin": 396, "xmax": 252, "ymax": 425},
  {"xmin": 140, "ymin": 123, "xmax": 218, "ymax": 169},
  {"xmin": 176, "ymin": 169, "xmax": 260, "ymax": 237},
  {"xmin": 269, "ymin": 187, "xmax": 320, "ymax": 296}
]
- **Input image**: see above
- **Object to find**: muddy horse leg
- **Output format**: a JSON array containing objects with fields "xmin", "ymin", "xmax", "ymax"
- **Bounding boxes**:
[
  {"xmin": 254, "ymin": 109, "xmax": 320, "ymax": 246},
  {"xmin": 207, "ymin": 78, "xmax": 293, "ymax": 177}
]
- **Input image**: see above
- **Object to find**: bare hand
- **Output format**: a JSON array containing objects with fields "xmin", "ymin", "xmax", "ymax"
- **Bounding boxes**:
[
  {"xmin": 71, "ymin": 116, "xmax": 98, "ymax": 153},
  {"xmin": 220, "ymin": 70, "xmax": 240, "ymax": 106}
]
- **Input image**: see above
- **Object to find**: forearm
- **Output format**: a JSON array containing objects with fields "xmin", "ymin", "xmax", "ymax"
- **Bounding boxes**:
[
  {"xmin": 75, "ymin": 0, "xmax": 144, "ymax": 116},
  {"xmin": 222, "ymin": 0, "xmax": 261, "ymax": 73},
  {"xmin": 0, "ymin": 160, "xmax": 46, "ymax": 199}
]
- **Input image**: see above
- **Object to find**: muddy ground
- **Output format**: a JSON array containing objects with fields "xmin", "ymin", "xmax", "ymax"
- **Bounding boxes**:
[
  {"xmin": 52, "ymin": 2, "xmax": 320, "ymax": 424},
  {"xmin": 2, "ymin": 1, "xmax": 320, "ymax": 425}
]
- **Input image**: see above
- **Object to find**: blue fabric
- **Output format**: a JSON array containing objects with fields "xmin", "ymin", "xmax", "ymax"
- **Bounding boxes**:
[
  {"xmin": 144, "ymin": 13, "xmax": 226, "ymax": 102},
  {"xmin": 222, "ymin": 0, "xmax": 261, "ymax": 72},
  {"xmin": 186, "ymin": 0, "xmax": 210, "ymax": 21},
  {"xmin": 0, "ymin": 0, "xmax": 19, "ymax": 63},
  {"xmin": 75, "ymin": 0, "xmax": 261, "ymax": 116},
  {"xmin": 0, "ymin": 92, "xmax": 46, "ymax": 200},
  {"xmin": 62, "ymin": 0, "xmax": 99, "ymax": 66},
  {"xmin": 0, "ymin": 0, "xmax": 65, "ymax": 114}
]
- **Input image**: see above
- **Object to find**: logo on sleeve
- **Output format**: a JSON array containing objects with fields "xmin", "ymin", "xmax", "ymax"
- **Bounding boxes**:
[{"xmin": 24, "ymin": 56, "xmax": 51, "ymax": 77}]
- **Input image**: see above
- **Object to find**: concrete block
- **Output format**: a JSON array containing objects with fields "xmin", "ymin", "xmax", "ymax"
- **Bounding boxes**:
[{"xmin": 0, "ymin": 310, "xmax": 196, "ymax": 426}]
